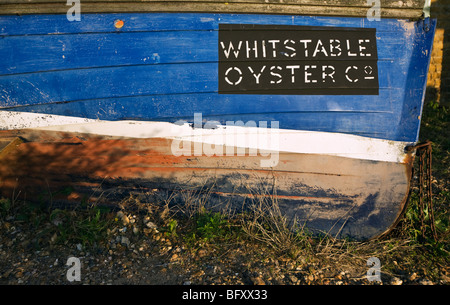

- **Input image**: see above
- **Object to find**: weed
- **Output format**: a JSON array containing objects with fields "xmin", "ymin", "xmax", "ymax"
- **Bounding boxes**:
[
  {"xmin": 163, "ymin": 218, "xmax": 178, "ymax": 238},
  {"xmin": 195, "ymin": 212, "xmax": 230, "ymax": 242},
  {"xmin": 52, "ymin": 206, "xmax": 112, "ymax": 247},
  {"xmin": 239, "ymin": 189, "xmax": 313, "ymax": 256},
  {"xmin": 397, "ymin": 102, "xmax": 450, "ymax": 255},
  {"xmin": 183, "ymin": 210, "xmax": 237, "ymax": 249}
]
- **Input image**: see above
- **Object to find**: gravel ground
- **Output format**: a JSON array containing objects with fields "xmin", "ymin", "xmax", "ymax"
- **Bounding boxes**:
[{"xmin": 1, "ymin": 207, "xmax": 448, "ymax": 286}]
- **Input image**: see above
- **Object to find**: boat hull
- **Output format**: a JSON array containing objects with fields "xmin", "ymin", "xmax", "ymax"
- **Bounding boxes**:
[
  {"xmin": 0, "ymin": 123, "xmax": 413, "ymax": 240},
  {"xmin": 0, "ymin": 12, "xmax": 435, "ymax": 240}
]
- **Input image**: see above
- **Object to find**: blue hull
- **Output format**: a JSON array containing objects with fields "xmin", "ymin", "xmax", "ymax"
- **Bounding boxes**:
[
  {"xmin": 0, "ymin": 12, "xmax": 436, "ymax": 240},
  {"xmin": 0, "ymin": 13, "xmax": 436, "ymax": 142}
]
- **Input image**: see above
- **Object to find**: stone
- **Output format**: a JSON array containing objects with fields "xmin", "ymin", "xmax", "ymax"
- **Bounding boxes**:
[
  {"xmin": 289, "ymin": 275, "xmax": 299, "ymax": 283},
  {"xmin": 390, "ymin": 277, "xmax": 403, "ymax": 285},
  {"xmin": 419, "ymin": 279, "xmax": 434, "ymax": 285},
  {"xmin": 117, "ymin": 211, "xmax": 130, "ymax": 225},
  {"xmin": 146, "ymin": 221, "xmax": 157, "ymax": 229},
  {"xmin": 132, "ymin": 226, "xmax": 139, "ymax": 234},
  {"xmin": 251, "ymin": 276, "xmax": 265, "ymax": 285},
  {"xmin": 121, "ymin": 236, "xmax": 130, "ymax": 248},
  {"xmin": 197, "ymin": 249, "xmax": 208, "ymax": 257},
  {"xmin": 408, "ymin": 272, "xmax": 417, "ymax": 281},
  {"xmin": 170, "ymin": 253, "xmax": 179, "ymax": 261}
]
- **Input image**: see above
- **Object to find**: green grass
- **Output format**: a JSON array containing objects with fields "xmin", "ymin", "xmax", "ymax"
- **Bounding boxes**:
[
  {"xmin": 181, "ymin": 209, "xmax": 240, "ymax": 249},
  {"xmin": 1, "ymin": 195, "xmax": 113, "ymax": 249},
  {"xmin": 49, "ymin": 206, "xmax": 112, "ymax": 247}
]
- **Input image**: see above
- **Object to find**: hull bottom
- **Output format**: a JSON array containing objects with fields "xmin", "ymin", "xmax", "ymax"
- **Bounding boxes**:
[{"xmin": 0, "ymin": 128, "xmax": 413, "ymax": 240}]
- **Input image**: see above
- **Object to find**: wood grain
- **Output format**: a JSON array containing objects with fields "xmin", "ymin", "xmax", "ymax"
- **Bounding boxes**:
[
  {"xmin": 0, "ymin": 0, "xmax": 425, "ymax": 19},
  {"xmin": 0, "ymin": 129, "xmax": 413, "ymax": 240}
]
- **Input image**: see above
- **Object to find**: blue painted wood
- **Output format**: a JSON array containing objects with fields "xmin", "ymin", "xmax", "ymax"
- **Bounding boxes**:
[
  {"xmin": 0, "ymin": 13, "xmax": 436, "ymax": 142},
  {"xmin": 0, "ymin": 62, "xmax": 400, "ymax": 103},
  {"xmin": 0, "ymin": 31, "xmax": 406, "ymax": 76}
]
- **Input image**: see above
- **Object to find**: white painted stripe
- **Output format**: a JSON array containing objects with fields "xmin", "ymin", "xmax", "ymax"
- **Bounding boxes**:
[{"xmin": 0, "ymin": 111, "xmax": 412, "ymax": 163}]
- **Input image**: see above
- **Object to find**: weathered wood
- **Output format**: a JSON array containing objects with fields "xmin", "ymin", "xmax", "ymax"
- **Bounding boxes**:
[
  {"xmin": 0, "ymin": 0, "xmax": 426, "ymax": 19},
  {"xmin": 0, "ymin": 137, "xmax": 23, "ymax": 157},
  {"xmin": 1, "ymin": 0, "xmax": 426, "ymax": 8},
  {"xmin": 0, "ymin": 129, "xmax": 414, "ymax": 240}
]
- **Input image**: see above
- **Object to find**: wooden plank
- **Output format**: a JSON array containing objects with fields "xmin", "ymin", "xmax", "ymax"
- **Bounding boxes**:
[
  {"xmin": 0, "ymin": 13, "xmax": 413, "ymax": 37},
  {"xmin": 0, "ymin": 0, "xmax": 426, "ymax": 9},
  {"xmin": 0, "ymin": 137, "xmax": 24, "ymax": 158},
  {"xmin": 0, "ymin": 61, "xmax": 405, "ymax": 106},
  {"xmin": 2, "ymin": 89, "xmax": 397, "ymax": 114},
  {"xmin": 0, "ymin": 30, "xmax": 407, "ymax": 76},
  {"xmin": 0, "ymin": 2, "xmax": 425, "ymax": 19}
]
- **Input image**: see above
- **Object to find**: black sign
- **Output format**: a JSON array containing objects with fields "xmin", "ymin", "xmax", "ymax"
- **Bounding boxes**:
[{"xmin": 218, "ymin": 24, "xmax": 379, "ymax": 95}]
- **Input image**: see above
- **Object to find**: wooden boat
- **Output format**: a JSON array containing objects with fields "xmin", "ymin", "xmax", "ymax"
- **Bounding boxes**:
[{"xmin": 0, "ymin": 1, "xmax": 436, "ymax": 240}]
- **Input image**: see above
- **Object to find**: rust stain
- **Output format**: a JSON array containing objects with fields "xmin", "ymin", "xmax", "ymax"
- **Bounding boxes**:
[
  {"xmin": 402, "ymin": 150, "xmax": 416, "ymax": 166},
  {"xmin": 114, "ymin": 19, "xmax": 124, "ymax": 29}
]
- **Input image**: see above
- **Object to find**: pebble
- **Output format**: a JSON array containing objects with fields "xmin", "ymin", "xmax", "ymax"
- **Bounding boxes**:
[
  {"xmin": 288, "ymin": 274, "xmax": 299, "ymax": 284},
  {"xmin": 146, "ymin": 221, "xmax": 157, "ymax": 229},
  {"xmin": 408, "ymin": 272, "xmax": 417, "ymax": 281},
  {"xmin": 390, "ymin": 277, "xmax": 403, "ymax": 285},
  {"xmin": 440, "ymin": 274, "xmax": 450, "ymax": 284},
  {"xmin": 121, "ymin": 236, "xmax": 130, "ymax": 248},
  {"xmin": 251, "ymin": 276, "xmax": 265, "ymax": 285},
  {"xmin": 50, "ymin": 233, "xmax": 58, "ymax": 244},
  {"xmin": 197, "ymin": 249, "xmax": 208, "ymax": 257},
  {"xmin": 116, "ymin": 211, "xmax": 129, "ymax": 225}
]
